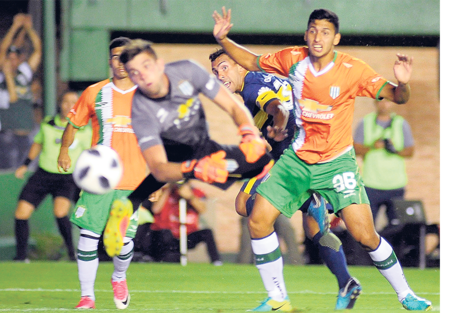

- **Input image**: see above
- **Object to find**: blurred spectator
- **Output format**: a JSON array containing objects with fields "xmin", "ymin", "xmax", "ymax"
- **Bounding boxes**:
[
  {"xmin": 13, "ymin": 90, "xmax": 92, "ymax": 262},
  {"xmin": 135, "ymin": 182, "xmax": 223, "ymax": 265},
  {"xmin": 354, "ymin": 99, "xmax": 415, "ymax": 234},
  {"xmin": 0, "ymin": 13, "xmax": 42, "ymax": 169}
]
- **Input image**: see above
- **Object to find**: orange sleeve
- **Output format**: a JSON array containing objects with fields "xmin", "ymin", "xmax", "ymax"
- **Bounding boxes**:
[
  {"xmin": 354, "ymin": 58, "xmax": 390, "ymax": 100},
  {"xmin": 67, "ymin": 85, "xmax": 97, "ymax": 128},
  {"xmin": 257, "ymin": 47, "xmax": 304, "ymax": 77}
]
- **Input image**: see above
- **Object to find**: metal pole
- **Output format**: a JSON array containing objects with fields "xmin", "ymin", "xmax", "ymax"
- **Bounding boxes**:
[
  {"xmin": 43, "ymin": 0, "xmax": 56, "ymax": 117},
  {"xmin": 179, "ymin": 198, "xmax": 187, "ymax": 266}
]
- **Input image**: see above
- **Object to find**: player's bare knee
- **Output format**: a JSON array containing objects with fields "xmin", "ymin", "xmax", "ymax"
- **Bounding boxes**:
[
  {"xmin": 247, "ymin": 216, "xmax": 271, "ymax": 238},
  {"xmin": 353, "ymin": 231, "xmax": 380, "ymax": 251}
]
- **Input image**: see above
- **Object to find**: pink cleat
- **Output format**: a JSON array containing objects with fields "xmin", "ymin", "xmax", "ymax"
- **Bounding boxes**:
[
  {"xmin": 112, "ymin": 279, "xmax": 130, "ymax": 309},
  {"xmin": 75, "ymin": 296, "xmax": 95, "ymax": 309}
]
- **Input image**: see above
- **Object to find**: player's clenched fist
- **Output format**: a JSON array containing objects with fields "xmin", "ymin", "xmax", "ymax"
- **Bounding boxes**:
[
  {"xmin": 181, "ymin": 151, "xmax": 228, "ymax": 184},
  {"xmin": 238, "ymin": 124, "xmax": 267, "ymax": 163}
]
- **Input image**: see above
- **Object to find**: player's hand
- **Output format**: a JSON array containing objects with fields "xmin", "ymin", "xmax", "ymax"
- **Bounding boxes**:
[
  {"xmin": 181, "ymin": 151, "xmax": 228, "ymax": 184},
  {"xmin": 212, "ymin": 6, "xmax": 233, "ymax": 42},
  {"xmin": 238, "ymin": 124, "xmax": 267, "ymax": 163},
  {"xmin": 393, "ymin": 53, "xmax": 413, "ymax": 85},
  {"xmin": 15, "ymin": 165, "xmax": 28, "ymax": 179},
  {"xmin": 267, "ymin": 125, "xmax": 288, "ymax": 142},
  {"xmin": 57, "ymin": 150, "xmax": 72, "ymax": 173}
]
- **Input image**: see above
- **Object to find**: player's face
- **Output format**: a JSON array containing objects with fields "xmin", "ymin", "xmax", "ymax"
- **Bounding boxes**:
[
  {"xmin": 211, "ymin": 54, "xmax": 244, "ymax": 93},
  {"xmin": 109, "ymin": 47, "xmax": 129, "ymax": 80},
  {"xmin": 60, "ymin": 92, "xmax": 78, "ymax": 119},
  {"xmin": 304, "ymin": 19, "xmax": 341, "ymax": 60},
  {"xmin": 125, "ymin": 52, "xmax": 166, "ymax": 98}
]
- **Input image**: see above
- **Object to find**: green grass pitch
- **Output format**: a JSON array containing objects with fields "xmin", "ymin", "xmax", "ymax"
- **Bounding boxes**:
[{"xmin": 0, "ymin": 261, "xmax": 439, "ymax": 312}]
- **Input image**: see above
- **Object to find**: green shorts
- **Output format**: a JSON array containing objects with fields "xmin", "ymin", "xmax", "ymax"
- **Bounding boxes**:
[
  {"xmin": 70, "ymin": 190, "xmax": 139, "ymax": 238},
  {"xmin": 256, "ymin": 148, "xmax": 369, "ymax": 217}
]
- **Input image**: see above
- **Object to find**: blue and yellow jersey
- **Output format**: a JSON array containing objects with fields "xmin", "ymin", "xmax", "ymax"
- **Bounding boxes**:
[{"xmin": 239, "ymin": 72, "xmax": 295, "ymax": 161}]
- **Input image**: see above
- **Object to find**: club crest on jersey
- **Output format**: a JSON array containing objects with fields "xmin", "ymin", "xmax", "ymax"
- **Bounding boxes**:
[
  {"xmin": 330, "ymin": 86, "xmax": 340, "ymax": 99},
  {"xmin": 178, "ymin": 80, "xmax": 194, "ymax": 96},
  {"xmin": 75, "ymin": 206, "xmax": 86, "ymax": 218}
]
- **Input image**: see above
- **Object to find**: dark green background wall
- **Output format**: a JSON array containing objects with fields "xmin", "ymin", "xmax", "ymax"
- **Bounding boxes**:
[
  {"xmin": 60, "ymin": 0, "xmax": 439, "ymax": 81},
  {"xmin": 0, "ymin": 172, "xmax": 58, "ymax": 237}
]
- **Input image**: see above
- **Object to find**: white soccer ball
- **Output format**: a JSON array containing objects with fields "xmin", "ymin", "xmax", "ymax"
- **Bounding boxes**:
[{"xmin": 73, "ymin": 145, "xmax": 123, "ymax": 195}]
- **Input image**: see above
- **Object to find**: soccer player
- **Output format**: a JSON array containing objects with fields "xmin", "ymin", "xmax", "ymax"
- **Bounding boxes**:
[
  {"xmin": 209, "ymin": 49, "xmax": 361, "ymax": 309},
  {"xmin": 57, "ymin": 37, "xmax": 147, "ymax": 310},
  {"xmin": 102, "ymin": 39, "xmax": 273, "ymax": 258},
  {"xmin": 13, "ymin": 90, "xmax": 91, "ymax": 263},
  {"xmin": 212, "ymin": 7, "xmax": 432, "ymax": 311}
]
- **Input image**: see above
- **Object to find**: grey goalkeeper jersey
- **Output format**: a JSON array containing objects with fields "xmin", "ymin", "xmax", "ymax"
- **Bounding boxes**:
[{"xmin": 131, "ymin": 60, "xmax": 221, "ymax": 152}]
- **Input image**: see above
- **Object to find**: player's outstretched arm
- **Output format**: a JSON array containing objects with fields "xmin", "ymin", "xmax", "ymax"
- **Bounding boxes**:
[
  {"xmin": 142, "ymin": 145, "xmax": 185, "ymax": 182},
  {"xmin": 211, "ymin": 86, "xmax": 268, "ymax": 163},
  {"xmin": 379, "ymin": 53, "xmax": 413, "ymax": 104},
  {"xmin": 143, "ymin": 145, "xmax": 228, "ymax": 184},
  {"xmin": 57, "ymin": 123, "xmax": 77, "ymax": 173},
  {"xmin": 212, "ymin": 83, "xmax": 255, "ymax": 127},
  {"xmin": 213, "ymin": 7, "xmax": 259, "ymax": 72}
]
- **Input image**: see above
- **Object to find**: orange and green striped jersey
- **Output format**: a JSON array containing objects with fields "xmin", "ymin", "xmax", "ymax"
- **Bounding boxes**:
[
  {"xmin": 67, "ymin": 78, "xmax": 147, "ymax": 190},
  {"xmin": 257, "ymin": 47, "xmax": 390, "ymax": 164}
]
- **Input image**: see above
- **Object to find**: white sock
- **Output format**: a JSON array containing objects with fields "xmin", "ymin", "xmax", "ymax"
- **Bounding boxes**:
[
  {"xmin": 368, "ymin": 237, "xmax": 413, "ymax": 301},
  {"xmin": 77, "ymin": 229, "xmax": 100, "ymax": 301},
  {"xmin": 112, "ymin": 237, "xmax": 134, "ymax": 282},
  {"xmin": 251, "ymin": 232, "xmax": 287, "ymax": 301}
]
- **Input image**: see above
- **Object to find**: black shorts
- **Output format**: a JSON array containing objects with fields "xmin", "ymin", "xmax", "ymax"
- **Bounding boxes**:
[{"xmin": 18, "ymin": 168, "xmax": 81, "ymax": 208}]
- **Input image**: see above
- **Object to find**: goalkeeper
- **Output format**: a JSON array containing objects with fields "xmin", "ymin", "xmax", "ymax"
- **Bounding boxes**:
[{"xmin": 103, "ymin": 39, "xmax": 273, "ymax": 257}]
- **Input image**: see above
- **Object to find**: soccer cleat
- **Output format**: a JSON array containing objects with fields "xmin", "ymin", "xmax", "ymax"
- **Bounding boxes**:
[
  {"xmin": 335, "ymin": 277, "xmax": 362, "ymax": 310},
  {"xmin": 250, "ymin": 297, "xmax": 292, "ymax": 312},
  {"xmin": 401, "ymin": 293, "xmax": 432, "ymax": 311},
  {"xmin": 13, "ymin": 256, "xmax": 30, "ymax": 263},
  {"xmin": 75, "ymin": 296, "xmax": 96, "ymax": 309},
  {"xmin": 103, "ymin": 198, "xmax": 133, "ymax": 257},
  {"xmin": 112, "ymin": 279, "xmax": 130, "ymax": 309},
  {"xmin": 307, "ymin": 192, "xmax": 329, "ymax": 235}
]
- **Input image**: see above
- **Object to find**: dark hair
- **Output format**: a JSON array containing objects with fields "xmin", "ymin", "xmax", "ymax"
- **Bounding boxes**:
[
  {"xmin": 60, "ymin": 89, "xmax": 78, "ymax": 101},
  {"xmin": 58, "ymin": 89, "xmax": 78, "ymax": 113},
  {"xmin": 119, "ymin": 39, "xmax": 157, "ymax": 65},
  {"xmin": 308, "ymin": 9, "xmax": 339, "ymax": 33},
  {"xmin": 109, "ymin": 37, "xmax": 131, "ymax": 57},
  {"xmin": 209, "ymin": 49, "xmax": 227, "ymax": 62}
]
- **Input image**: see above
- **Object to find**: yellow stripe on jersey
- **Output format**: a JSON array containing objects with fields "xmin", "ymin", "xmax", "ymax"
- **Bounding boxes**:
[{"xmin": 242, "ymin": 177, "xmax": 258, "ymax": 194}]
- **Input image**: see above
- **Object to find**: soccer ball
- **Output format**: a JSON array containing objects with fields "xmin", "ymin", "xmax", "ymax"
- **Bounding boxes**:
[{"xmin": 73, "ymin": 145, "xmax": 123, "ymax": 195}]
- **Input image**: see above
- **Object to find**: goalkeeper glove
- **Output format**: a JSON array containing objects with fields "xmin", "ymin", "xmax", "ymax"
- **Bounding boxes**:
[
  {"xmin": 238, "ymin": 124, "xmax": 267, "ymax": 163},
  {"xmin": 181, "ymin": 151, "xmax": 228, "ymax": 184}
]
